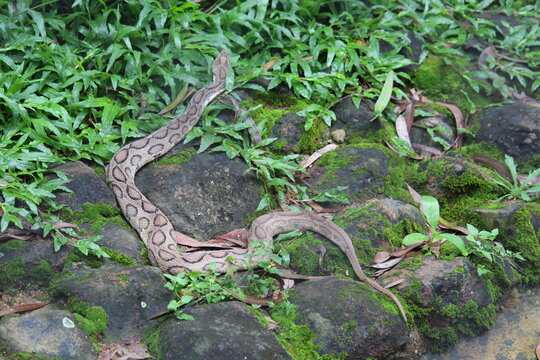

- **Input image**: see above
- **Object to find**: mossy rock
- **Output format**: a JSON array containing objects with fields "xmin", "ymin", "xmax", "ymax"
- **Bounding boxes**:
[{"xmin": 413, "ymin": 55, "xmax": 489, "ymax": 113}]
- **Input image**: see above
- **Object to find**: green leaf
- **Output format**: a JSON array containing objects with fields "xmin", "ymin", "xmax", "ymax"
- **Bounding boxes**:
[
  {"xmin": 440, "ymin": 234, "xmax": 468, "ymax": 256},
  {"xmin": 420, "ymin": 196, "xmax": 440, "ymax": 231},
  {"xmin": 373, "ymin": 70, "xmax": 394, "ymax": 115},
  {"xmin": 402, "ymin": 233, "xmax": 429, "ymax": 246}
]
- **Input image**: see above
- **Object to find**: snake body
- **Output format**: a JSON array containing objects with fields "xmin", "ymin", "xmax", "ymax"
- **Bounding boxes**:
[{"xmin": 107, "ymin": 50, "xmax": 406, "ymax": 321}]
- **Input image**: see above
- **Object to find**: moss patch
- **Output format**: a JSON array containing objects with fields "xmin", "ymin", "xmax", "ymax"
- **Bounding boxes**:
[
  {"xmin": 66, "ymin": 300, "xmax": 108, "ymax": 344},
  {"xmin": 504, "ymin": 207, "xmax": 540, "ymax": 284},
  {"xmin": 0, "ymin": 259, "xmax": 54, "ymax": 293},
  {"xmin": 153, "ymin": 149, "xmax": 196, "ymax": 165},
  {"xmin": 59, "ymin": 202, "xmax": 130, "ymax": 234},
  {"xmin": 401, "ymin": 278, "xmax": 496, "ymax": 353},
  {"xmin": 0, "ymin": 240, "xmax": 27, "ymax": 251},
  {"xmin": 413, "ymin": 55, "xmax": 489, "ymax": 113},
  {"xmin": 270, "ymin": 305, "xmax": 347, "ymax": 360}
]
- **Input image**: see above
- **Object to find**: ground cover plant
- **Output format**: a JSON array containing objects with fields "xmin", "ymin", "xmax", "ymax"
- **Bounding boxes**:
[
  {"xmin": 1, "ymin": 0, "xmax": 539, "ymax": 358},
  {"xmin": 1, "ymin": 0, "xmax": 539, "ymax": 244}
]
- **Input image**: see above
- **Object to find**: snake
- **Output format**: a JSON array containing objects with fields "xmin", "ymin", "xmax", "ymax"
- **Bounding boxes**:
[{"xmin": 106, "ymin": 50, "xmax": 407, "ymax": 322}]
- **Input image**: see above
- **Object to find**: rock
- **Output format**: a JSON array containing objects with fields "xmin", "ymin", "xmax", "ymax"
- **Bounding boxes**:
[
  {"xmin": 285, "ymin": 200, "xmax": 425, "ymax": 277},
  {"xmin": 373, "ymin": 198, "xmax": 425, "ymax": 225},
  {"xmin": 410, "ymin": 110, "xmax": 456, "ymax": 151},
  {"xmin": 0, "ymin": 240, "xmax": 67, "ymax": 292},
  {"xmin": 330, "ymin": 129, "xmax": 346, "ymax": 143},
  {"xmin": 156, "ymin": 302, "xmax": 291, "ymax": 360},
  {"xmin": 136, "ymin": 152, "xmax": 261, "ymax": 241},
  {"xmin": 386, "ymin": 257, "xmax": 492, "ymax": 308},
  {"xmin": 97, "ymin": 223, "xmax": 145, "ymax": 264},
  {"xmin": 476, "ymin": 102, "xmax": 540, "ymax": 161},
  {"xmin": 0, "ymin": 309, "xmax": 96, "ymax": 360},
  {"xmin": 305, "ymin": 146, "xmax": 390, "ymax": 202},
  {"xmin": 54, "ymin": 161, "xmax": 117, "ymax": 211},
  {"xmin": 270, "ymin": 112, "xmax": 306, "ymax": 152},
  {"xmin": 331, "ymin": 98, "xmax": 381, "ymax": 137},
  {"xmin": 291, "ymin": 278, "xmax": 408, "ymax": 359},
  {"xmin": 56, "ymin": 264, "xmax": 173, "ymax": 339}
]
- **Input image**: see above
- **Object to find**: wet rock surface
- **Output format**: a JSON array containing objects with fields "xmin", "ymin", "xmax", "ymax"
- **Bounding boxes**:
[
  {"xmin": 476, "ymin": 102, "xmax": 540, "ymax": 160},
  {"xmin": 56, "ymin": 264, "xmax": 172, "ymax": 339},
  {"xmin": 0, "ymin": 309, "xmax": 96, "ymax": 360},
  {"xmin": 291, "ymin": 278, "xmax": 408, "ymax": 359},
  {"xmin": 156, "ymin": 301, "xmax": 292, "ymax": 360},
  {"xmin": 136, "ymin": 151, "xmax": 261, "ymax": 240},
  {"xmin": 54, "ymin": 161, "xmax": 117, "ymax": 211}
]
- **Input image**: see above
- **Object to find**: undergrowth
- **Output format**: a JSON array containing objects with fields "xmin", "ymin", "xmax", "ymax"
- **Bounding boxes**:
[{"xmin": 1, "ymin": 0, "xmax": 539, "ymax": 249}]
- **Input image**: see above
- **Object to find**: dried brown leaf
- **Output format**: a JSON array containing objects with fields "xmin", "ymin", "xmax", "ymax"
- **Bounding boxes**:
[
  {"xmin": 392, "ymin": 241, "xmax": 427, "ymax": 258},
  {"xmin": 438, "ymin": 217, "xmax": 468, "ymax": 235},
  {"xmin": 300, "ymin": 144, "xmax": 338, "ymax": 168},
  {"xmin": 263, "ymin": 56, "xmax": 281, "ymax": 71},
  {"xmin": 395, "ymin": 115, "xmax": 412, "ymax": 146},
  {"xmin": 472, "ymin": 154, "xmax": 513, "ymax": 182},
  {"xmin": 384, "ymin": 279, "xmax": 405, "ymax": 289},
  {"xmin": 411, "ymin": 143, "xmax": 443, "ymax": 157},
  {"xmin": 173, "ymin": 231, "xmax": 233, "ymax": 249},
  {"xmin": 373, "ymin": 251, "xmax": 391, "ymax": 264},
  {"xmin": 371, "ymin": 257, "xmax": 403, "ymax": 270},
  {"xmin": 0, "ymin": 302, "xmax": 48, "ymax": 318},
  {"xmin": 406, "ymin": 184, "xmax": 423, "ymax": 205},
  {"xmin": 53, "ymin": 221, "xmax": 78, "ymax": 230},
  {"xmin": 211, "ymin": 228, "xmax": 249, "ymax": 248},
  {"xmin": 432, "ymin": 101, "xmax": 465, "ymax": 147},
  {"xmin": 431, "ymin": 241, "xmax": 441, "ymax": 258}
]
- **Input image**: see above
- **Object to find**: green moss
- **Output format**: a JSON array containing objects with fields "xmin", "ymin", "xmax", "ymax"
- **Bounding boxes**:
[
  {"xmin": 94, "ymin": 166, "xmax": 105, "ymax": 177},
  {"xmin": 142, "ymin": 327, "xmax": 162, "ymax": 359},
  {"xmin": 0, "ymin": 239, "xmax": 27, "ymax": 251},
  {"xmin": 402, "ymin": 277, "xmax": 496, "ymax": 353},
  {"xmin": 4, "ymin": 354, "xmax": 64, "ymax": 360},
  {"xmin": 453, "ymin": 142, "xmax": 503, "ymax": 159},
  {"xmin": 397, "ymin": 255, "xmax": 424, "ymax": 271},
  {"xmin": 295, "ymin": 117, "xmax": 326, "ymax": 154},
  {"xmin": 102, "ymin": 247, "xmax": 138, "ymax": 266},
  {"xmin": 64, "ymin": 250, "xmax": 104, "ymax": 269},
  {"xmin": 153, "ymin": 149, "xmax": 196, "ymax": 165},
  {"xmin": 0, "ymin": 259, "xmax": 54, "ymax": 293},
  {"xmin": 440, "ymin": 301, "xmax": 496, "ymax": 337},
  {"xmin": 270, "ymin": 305, "xmax": 347, "ymax": 360},
  {"xmin": 413, "ymin": 55, "xmax": 489, "ymax": 112},
  {"xmin": 66, "ymin": 300, "xmax": 108, "ymax": 344},
  {"xmin": 59, "ymin": 202, "xmax": 130, "ymax": 234},
  {"xmin": 504, "ymin": 207, "xmax": 540, "ymax": 284}
]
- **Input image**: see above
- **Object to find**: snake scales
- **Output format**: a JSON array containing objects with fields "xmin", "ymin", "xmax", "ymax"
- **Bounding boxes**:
[{"xmin": 106, "ymin": 50, "xmax": 406, "ymax": 322}]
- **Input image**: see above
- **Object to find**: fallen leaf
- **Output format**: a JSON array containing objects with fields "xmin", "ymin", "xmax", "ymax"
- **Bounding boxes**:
[
  {"xmin": 431, "ymin": 240, "xmax": 441, "ymax": 258},
  {"xmin": 395, "ymin": 115, "xmax": 412, "ymax": 146},
  {"xmin": 411, "ymin": 143, "xmax": 443, "ymax": 157},
  {"xmin": 373, "ymin": 251, "xmax": 391, "ymax": 264},
  {"xmin": 406, "ymin": 184, "xmax": 423, "ymax": 205},
  {"xmin": 263, "ymin": 56, "xmax": 281, "ymax": 71},
  {"xmin": 535, "ymin": 343, "xmax": 540, "ymax": 359},
  {"xmin": 173, "ymin": 231, "xmax": 234, "ymax": 250},
  {"xmin": 0, "ymin": 302, "xmax": 48, "ymax": 318},
  {"xmin": 472, "ymin": 154, "xmax": 513, "ymax": 182},
  {"xmin": 300, "ymin": 144, "xmax": 339, "ymax": 168},
  {"xmin": 392, "ymin": 241, "xmax": 427, "ymax": 258},
  {"xmin": 371, "ymin": 257, "xmax": 403, "ymax": 269},
  {"xmin": 384, "ymin": 279, "xmax": 405, "ymax": 289}
]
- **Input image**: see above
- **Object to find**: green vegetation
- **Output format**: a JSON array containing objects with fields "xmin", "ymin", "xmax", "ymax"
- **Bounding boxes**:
[
  {"xmin": 66, "ymin": 300, "xmax": 108, "ymax": 348},
  {"xmin": 1, "ymin": 0, "xmax": 539, "ymax": 239},
  {"xmin": 1, "ymin": 1, "xmax": 539, "ymax": 357},
  {"xmin": 487, "ymin": 155, "xmax": 540, "ymax": 202},
  {"xmin": 164, "ymin": 240, "xmax": 292, "ymax": 320}
]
